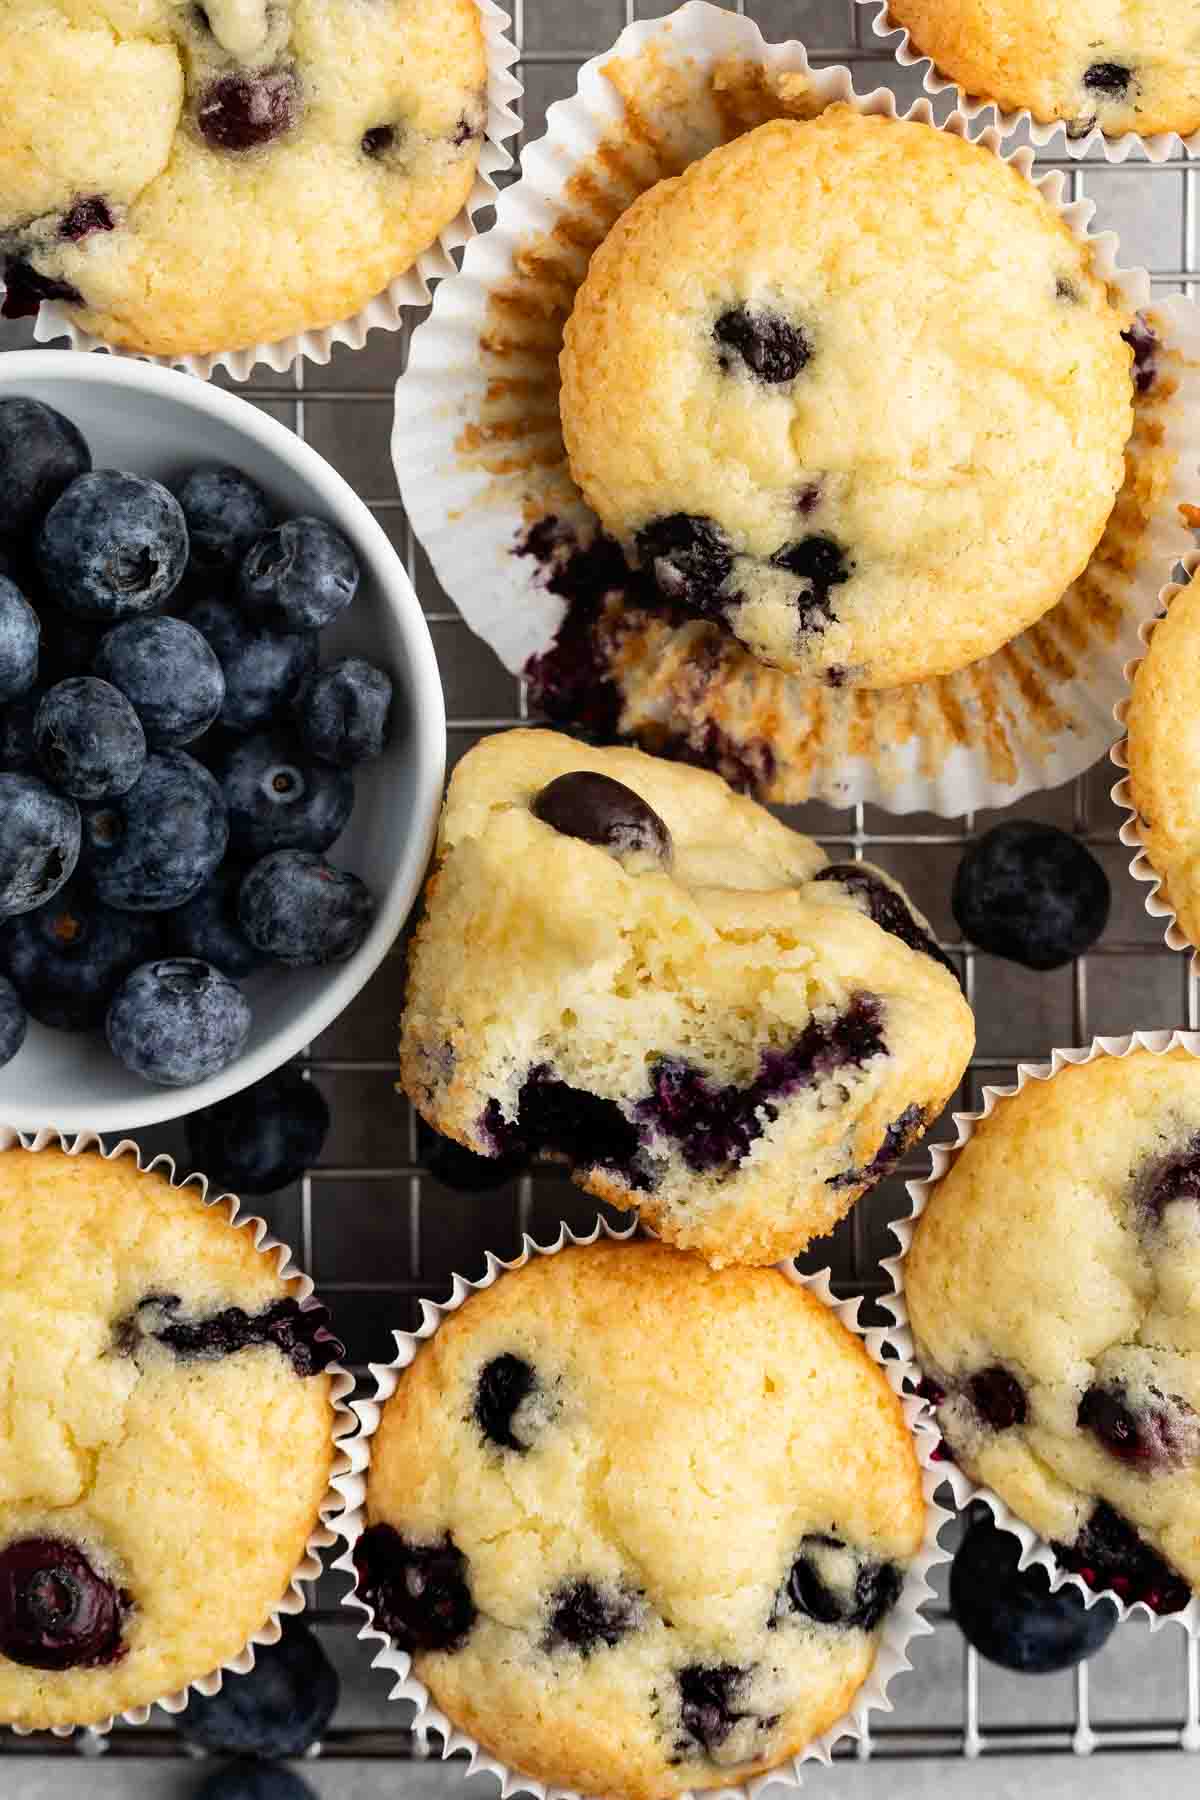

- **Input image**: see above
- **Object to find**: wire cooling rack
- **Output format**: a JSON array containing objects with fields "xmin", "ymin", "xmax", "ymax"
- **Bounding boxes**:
[{"xmin": 3, "ymin": 0, "xmax": 1200, "ymax": 1782}]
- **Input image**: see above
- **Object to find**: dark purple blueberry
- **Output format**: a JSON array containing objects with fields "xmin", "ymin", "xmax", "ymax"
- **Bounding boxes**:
[
  {"xmin": 1078, "ymin": 1382, "xmax": 1199, "ymax": 1472},
  {"xmin": 0, "ymin": 773, "xmax": 80, "ymax": 918},
  {"xmin": 714, "ymin": 306, "xmax": 811, "ymax": 383},
  {"xmin": 239, "ymin": 517, "xmax": 359, "ymax": 633},
  {"xmin": 1123, "ymin": 315, "xmax": 1159, "ymax": 395},
  {"xmin": 0, "ymin": 398, "xmax": 91, "ymax": 538},
  {"xmin": 952, "ymin": 822, "xmax": 1110, "ymax": 971},
  {"xmin": 0, "ymin": 973, "xmax": 26, "ymax": 1068},
  {"xmin": 106, "ymin": 956, "xmax": 250, "ymax": 1086},
  {"xmin": 781, "ymin": 1539, "xmax": 901, "ymax": 1633},
  {"xmin": 815, "ymin": 865, "xmax": 958, "ymax": 978},
  {"xmin": 1053, "ymin": 1500, "xmax": 1191, "ymax": 1614},
  {"xmin": 166, "ymin": 863, "xmax": 265, "ymax": 979},
  {"xmin": 295, "ymin": 658, "xmax": 393, "ymax": 767},
  {"xmin": 675, "ymin": 1664, "xmax": 773, "ymax": 1759},
  {"xmin": 485, "ymin": 1066, "xmax": 644, "ymax": 1179},
  {"xmin": 474, "ymin": 1353, "xmax": 538, "ymax": 1452},
  {"xmin": 0, "ymin": 577, "xmax": 39, "ymax": 706},
  {"xmin": 185, "ymin": 1067, "xmax": 331, "ymax": 1195},
  {"xmin": 1139, "ymin": 1135, "xmax": 1200, "ymax": 1227},
  {"xmin": 827, "ymin": 1102, "xmax": 927, "ymax": 1191},
  {"xmin": 1084, "ymin": 62, "xmax": 1132, "ymax": 96},
  {"xmin": 545, "ymin": 1579, "xmax": 641, "ymax": 1654},
  {"xmin": 117, "ymin": 1291, "xmax": 340, "ymax": 1377},
  {"xmin": 532, "ymin": 770, "xmax": 671, "ymax": 861},
  {"xmin": 0, "ymin": 877, "xmax": 160, "ymax": 1031},
  {"xmin": 37, "ymin": 470, "xmax": 188, "ymax": 620},
  {"xmin": 187, "ymin": 594, "xmax": 317, "ymax": 734},
  {"xmin": 951, "ymin": 1508, "xmax": 1118, "ymax": 1674},
  {"xmin": 967, "ymin": 1366, "xmax": 1028, "ymax": 1431},
  {"xmin": 771, "ymin": 534, "xmax": 852, "ymax": 634},
  {"xmin": 34, "ymin": 677, "xmax": 146, "ymax": 801},
  {"xmin": 0, "ymin": 1537, "xmax": 126, "ymax": 1670},
  {"xmin": 419, "ymin": 1117, "xmax": 527, "ymax": 1190},
  {"xmin": 362, "ymin": 125, "xmax": 397, "ymax": 156},
  {"xmin": 59, "ymin": 196, "xmax": 115, "ymax": 242},
  {"xmin": 95, "ymin": 616, "xmax": 225, "ymax": 748},
  {"xmin": 1, "ymin": 259, "xmax": 83, "ymax": 322},
  {"xmin": 81, "ymin": 751, "xmax": 228, "ymax": 911},
  {"xmin": 177, "ymin": 1618, "xmax": 338, "ymax": 1757},
  {"xmin": 175, "ymin": 466, "xmax": 274, "ymax": 576},
  {"xmin": 635, "ymin": 515, "xmax": 733, "ymax": 618},
  {"xmin": 238, "ymin": 850, "xmax": 374, "ymax": 966},
  {"xmin": 219, "ymin": 730, "xmax": 353, "ymax": 859},
  {"xmin": 353, "ymin": 1524, "xmax": 476, "ymax": 1653},
  {"xmin": 197, "ymin": 70, "xmax": 300, "ymax": 152}
]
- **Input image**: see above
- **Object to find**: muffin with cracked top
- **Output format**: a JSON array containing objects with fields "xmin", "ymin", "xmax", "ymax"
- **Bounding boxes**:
[
  {"xmin": 398, "ymin": 729, "xmax": 974, "ymax": 1268},
  {"xmin": 352, "ymin": 1238, "xmax": 927, "ymax": 1799},
  {"xmin": 908, "ymin": 1049, "xmax": 1200, "ymax": 1617},
  {"xmin": 0, "ymin": 0, "xmax": 487, "ymax": 357},
  {"xmin": 885, "ymin": 0, "xmax": 1200, "ymax": 142},
  {"xmin": 558, "ymin": 109, "xmax": 1133, "ymax": 690},
  {"xmin": 0, "ymin": 1144, "xmax": 340, "ymax": 1730}
]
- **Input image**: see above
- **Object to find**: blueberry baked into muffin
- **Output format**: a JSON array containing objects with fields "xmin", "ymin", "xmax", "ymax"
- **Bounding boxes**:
[
  {"xmin": 398, "ymin": 730, "xmax": 974, "ymax": 1267},
  {"xmin": 0, "ymin": 1145, "xmax": 340, "ymax": 1729},
  {"xmin": 0, "ymin": 0, "xmax": 487, "ymax": 357},
  {"xmin": 353, "ymin": 1239, "xmax": 926, "ymax": 1797},
  {"xmin": 908, "ymin": 1050, "xmax": 1200, "ymax": 1616},
  {"xmin": 886, "ymin": 0, "xmax": 1200, "ymax": 141},
  {"xmin": 558, "ymin": 109, "xmax": 1133, "ymax": 690}
]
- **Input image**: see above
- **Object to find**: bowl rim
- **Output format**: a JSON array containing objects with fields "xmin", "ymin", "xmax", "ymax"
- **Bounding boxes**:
[{"xmin": 0, "ymin": 350, "xmax": 445, "ymax": 1133}]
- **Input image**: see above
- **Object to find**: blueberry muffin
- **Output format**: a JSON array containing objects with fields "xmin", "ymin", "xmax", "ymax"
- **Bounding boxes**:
[
  {"xmin": 0, "ymin": 1145, "xmax": 340, "ymax": 1729},
  {"xmin": 0, "ymin": 0, "xmax": 487, "ymax": 357},
  {"xmin": 398, "ymin": 730, "xmax": 974, "ymax": 1268},
  {"xmin": 886, "ymin": 0, "xmax": 1200, "ymax": 141},
  {"xmin": 353, "ymin": 1239, "xmax": 926, "ymax": 1798},
  {"xmin": 558, "ymin": 110, "xmax": 1134, "ymax": 690},
  {"xmin": 907, "ymin": 1049, "xmax": 1200, "ymax": 1616},
  {"xmin": 1123, "ymin": 570, "xmax": 1200, "ymax": 954}
]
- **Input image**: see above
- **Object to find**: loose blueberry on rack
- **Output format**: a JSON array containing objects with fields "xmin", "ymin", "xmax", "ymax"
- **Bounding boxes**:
[
  {"xmin": 713, "ymin": 306, "xmax": 811, "ymax": 383},
  {"xmin": 951, "ymin": 1508, "xmax": 1117, "ymax": 1674},
  {"xmin": 240, "ymin": 517, "xmax": 360, "ymax": 632},
  {"xmin": 82, "ymin": 750, "xmax": 228, "ymax": 911},
  {"xmin": 197, "ymin": 70, "xmax": 301, "ymax": 151},
  {"xmin": 1, "ymin": 877, "xmax": 160, "ymax": 1031},
  {"xmin": 353, "ymin": 1524, "xmax": 477, "ymax": 1652},
  {"xmin": 814, "ymin": 863, "xmax": 958, "ymax": 979},
  {"xmin": 474, "ymin": 1353, "xmax": 539, "ymax": 1451},
  {"xmin": 545, "ymin": 1579, "xmax": 642, "ymax": 1654},
  {"xmin": 635, "ymin": 514, "xmax": 734, "ymax": 618},
  {"xmin": 1052, "ymin": 1500, "xmax": 1190, "ymax": 1613},
  {"xmin": 94, "ymin": 616, "xmax": 225, "ymax": 748},
  {"xmin": 106, "ymin": 956, "xmax": 250, "ymax": 1085},
  {"xmin": 952, "ymin": 822, "xmax": 1110, "ymax": 970},
  {"xmin": 0, "ymin": 576, "xmax": 39, "ymax": 705},
  {"xmin": 0, "ymin": 398, "xmax": 91, "ymax": 538},
  {"xmin": 187, "ymin": 594, "xmax": 318, "ymax": 734},
  {"xmin": 238, "ymin": 850, "xmax": 374, "ymax": 965},
  {"xmin": 175, "ymin": 466, "xmax": 274, "ymax": 576},
  {"xmin": 34, "ymin": 677, "xmax": 147, "ymax": 802},
  {"xmin": 177, "ymin": 1618, "xmax": 339, "ymax": 1757},
  {"xmin": 0, "ymin": 772, "xmax": 80, "ymax": 917},
  {"xmin": 532, "ymin": 770, "xmax": 671, "ymax": 861},
  {"xmin": 219, "ymin": 730, "xmax": 354, "ymax": 858},
  {"xmin": 166, "ymin": 862, "xmax": 265, "ymax": 979},
  {"xmin": 198, "ymin": 1767, "xmax": 319, "ymax": 1800},
  {"xmin": 37, "ymin": 471, "xmax": 189, "ymax": 619},
  {"xmin": 0, "ymin": 1536, "xmax": 127, "ymax": 1669},
  {"xmin": 1078, "ymin": 1382, "xmax": 1200, "ymax": 1471},
  {"xmin": 295, "ymin": 657, "xmax": 393, "ymax": 767},
  {"xmin": 418, "ymin": 1118, "xmax": 528, "ymax": 1191},
  {"xmin": 185, "ymin": 1066, "xmax": 331, "ymax": 1195}
]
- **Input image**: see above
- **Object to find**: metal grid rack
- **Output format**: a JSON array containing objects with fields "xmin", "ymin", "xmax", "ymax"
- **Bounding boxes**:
[{"xmin": 3, "ymin": 0, "xmax": 1200, "ymax": 1783}]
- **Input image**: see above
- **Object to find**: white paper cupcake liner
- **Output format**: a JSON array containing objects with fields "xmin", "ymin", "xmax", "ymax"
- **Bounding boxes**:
[
  {"xmin": 331, "ymin": 1215, "xmax": 951, "ymax": 1798},
  {"xmin": 855, "ymin": 1, "xmax": 1200, "ymax": 164},
  {"xmin": 393, "ymin": 0, "xmax": 1200, "ymax": 816},
  {"xmin": 1111, "ymin": 548, "xmax": 1200, "ymax": 971},
  {"xmin": 900, "ymin": 1030, "xmax": 1200, "ymax": 1636},
  {"xmin": 0, "ymin": 1126, "xmax": 357, "ymax": 1739},
  {"xmin": 13, "ymin": 0, "xmax": 523, "ymax": 381}
]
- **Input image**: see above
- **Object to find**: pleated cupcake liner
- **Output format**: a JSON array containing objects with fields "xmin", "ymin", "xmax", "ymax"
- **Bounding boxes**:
[
  {"xmin": 901, "ymin": 1031, "xmax": 1200, "ymax": 1636},
  {"xmin": 14, "ymin": 0, "xmax": 523, "ymax": 381},
  {"xmin": 331, "ymin": 1214, "xmax": 951, "ymax": 1799},
  {"xmin": 1, "ymin": 1126, "xmax": 357, "ymax": 1737}
]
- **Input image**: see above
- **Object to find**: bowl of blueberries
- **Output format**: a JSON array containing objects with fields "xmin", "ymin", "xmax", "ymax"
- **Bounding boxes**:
[{"xmin": 0, "ymin": 351, "xmax": 444, "ymax": 1133}]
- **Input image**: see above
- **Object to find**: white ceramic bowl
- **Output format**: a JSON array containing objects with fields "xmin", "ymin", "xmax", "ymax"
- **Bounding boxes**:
[{"xmin": 0, "ymin": 351, "xmax": 444, "ymax": 1133}]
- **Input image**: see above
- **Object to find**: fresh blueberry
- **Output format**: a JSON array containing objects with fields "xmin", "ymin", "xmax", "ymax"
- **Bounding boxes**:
[
  {"xmin": 1084, "ymin": 62, "xmax": 1132, "ymax": 96},
  {"xmin": 239, "ymin": 518, "xmax": 359, "ymax": 632},
  {"xmin": 94, "ymin": 616, "xmax": 225, "ymax": 748},
  {"xmin": 418, "ymin": 1117, "xmax": 527, "ymax": 1191},
  {"xmin": 353, "ymin": 1524, "xmax": 476, "ymax": 1653},
  {"xmin": 187, "ymin": 594, "xmax": 317, "ymax": 733},
  {"xmin": 238, "ymin": 850, "xmax": 374, "ymax": 966},
  {"xmin": 532, "ymin": 770, "xmax": 671, "ymax": 861},
  {"xmin": 0, "ymin": 688, "xmax": 41, "ymax": 773},
  {"xmin": 0, "ymin": 1536, "xmax": 127, "ymax": 1670},
  {"xmin": 177, "ymin": 1619, "xmax": 338, "ymax": 1757},
  {"xmin": 1053, "ymin": 1500, "xmax": 1190, "ymax": 1614},
  {"xmin": 635, "ymin": 514, "xmax": 733, "ymax": 617},
  {"xmin": 1078, "ymin": 1382, "xmax": 1199, "ymax": 1472},
  {"xmin": 951, "ymin": 1509, "xmax": 1118, "ymax": 1673},
  {"xmin": 0, "ymin": 578, "xmax": 38, "ymax": 704},
  {"xmin": 952, "ymin": 823, "xmax": 1110, "ymax": 970},
  {"xmin": 967, "ymin": 1366, "xmax": 1028, "ymax": 1431},
  {"xmin": 118, "ymin": 1292, "xmax": 340, "ymax": 1377},
  {"xmin": 37, "ymin": 605, "xmax": 106, "ymax": 684},
  {"xmin": 0, "ymin": 878, "xmax": 160, "ymax": 1031},
  {"xmin": 474, "ymin": 1353, "xmax": 538, "ymax": 1451},
  {"xmin": 714, "ymin": 306, "xmax": 811, "ymax": 383},
  {"xmin": 295, "ymin": 657, "xmax": 393, "ymax": 767},
  {"xmin": 37, "ymin": 471, "xmax": 188, "ymax": 620},
  {"xmin": 0, "ymin": 974, "xmax": 27, "ymax": 1067},
  {"xmin": 0, "ymin": 773, "xmax": 80, "ymax": 917},
  {"xmin": 198, "ymin": 1767, "xmax": 318, "ymax": 1800},
  {"xmin": 0, "ymin": 399, "xmax": 91, "ymax": 538},
  {"xmin": 814, "ymin": 864, "xmax": 959, "ymax": 980},
  {"xmin": 219, "ymin": 730, "xmax": 353, "ymax": 859},
  {"xmin": 197, "ymin": 70, "xmax": 301, "ymax": 151},
  {"xmin": 81, "ymin": 750, "xmax": 228, "ymax": 911},
  {"xmin": 176, "ymin": 466, "xmax": 274, "ymax": 576},
  {"xmin": 34, "ymin": 678, "xmax": 146, "ymax": 801},
  {"xmin": 106, "ymin": 956, "xmax": 250, "ymax": 1086},
  {"xmin": 545, "ymin": 1580, "xmax": 641, "ymax": 1654},
  {"xmin": 165, "ymin": 863, "xmax": 265, "ymax": 978},
  {"xmin": 185, "ymin": 1066, "xmax": 330, "ymax": 1194}
]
